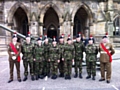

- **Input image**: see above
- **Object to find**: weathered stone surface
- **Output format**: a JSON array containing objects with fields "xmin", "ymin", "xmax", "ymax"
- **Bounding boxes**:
[{"xmin": 0, "ymin": 0, "xmax": 119, "ymax": 44}]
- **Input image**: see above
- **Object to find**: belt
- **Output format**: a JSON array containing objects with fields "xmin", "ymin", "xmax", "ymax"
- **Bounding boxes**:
[
  {"xmin": 100, "ymin": 51, "xmax": 111, "ymax": 54},
  {"xmin": 11, "ymin": 52, "xmax": 15, "ymax": 54}
]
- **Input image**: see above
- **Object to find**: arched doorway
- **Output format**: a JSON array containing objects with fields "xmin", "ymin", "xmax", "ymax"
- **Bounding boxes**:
[
  {"xmin": 13, "ymin": 7, "xmax": 29, "ymax": 36},
  {"xmin": 47, "ymin": 24, "xmax": 57, "ymax": 38},
  {"xmin": 43, "ymin": 7, "xmax": 59, "ymax": 38},
  {"xmin": 73, "ymin": 7, "xmax": 88, "ymax": 38}
]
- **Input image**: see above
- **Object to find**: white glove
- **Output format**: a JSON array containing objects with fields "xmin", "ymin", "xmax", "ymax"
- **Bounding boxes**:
[{"xmin": 12, "ymin": 56, "xmax": 16, "ymax": 60}]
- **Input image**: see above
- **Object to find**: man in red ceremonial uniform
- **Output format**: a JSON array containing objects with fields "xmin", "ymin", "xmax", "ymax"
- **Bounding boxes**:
[
  {"xmin": 99, "ymin": 35, "xmax": 115, "ymax": 83},
  {"xmin": 7, "ymin": 32, "xmax": 21, "ymax": 83}
]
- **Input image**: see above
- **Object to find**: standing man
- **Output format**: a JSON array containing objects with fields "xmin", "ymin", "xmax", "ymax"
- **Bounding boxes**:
[
  {"xmin": 49, "ymin": 37, "xmax": 60, "ymax": 79},
  {"xmin": 99, "ymin": 35, "xmax": 115, "ymax": 83},
  {"xmin": 74, "ymin": 33, "xmax": 85, "ymax": 78},
  {"xmin": 7, "ymin": 32, "xmax": 21, "ymax": 83},
  {"xmin": 22, "ymin": 32, "xmax": 35, "ymax": 81},
  {"xmin": 58, "ymin": 34, "xmax": 65, "ymax": 77},
  {"xmin": 34, "ymin": 36, "xmax": 44, "ymax": 80},
  {"xmin": 85, "ymin": 37, "xmax": 98, "ymax": 80},
  {"xmin": 43, "ymin": 35, "xmax": 51, "ymax": 77},
  {"xmin": 63, "ymin": 35, "xmax": 75, "ymax": 80}
]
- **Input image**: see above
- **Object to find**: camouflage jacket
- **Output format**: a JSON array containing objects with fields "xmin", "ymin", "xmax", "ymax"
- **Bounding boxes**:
[
  {"xmin": 22, "ymin": 42, "xmax": 34, "ymax": 61},
  {"xmin": 85, "ymin": 44, "xmax": 98, "ymax": 62},
  {"xmin": 74, "ymin": 41, "xmax": 85, "ymax": 59},
  {"xmin": 63, "ymin": 44, "xmax": 75, "ymax": 60},
  {"xmin": 43, "ymin": 43, "xmax": 51, "ymax": 60},
  {"xmin": 34, "ymin": 44, "xmax": 44, "ymax": 62},
  {"xmin": 58, "ymin": 43, "xmax": 65, "ymax": 58},
  {"xmin": 49, "ymin": 45, "xmax": 60, "ymax": 61}
]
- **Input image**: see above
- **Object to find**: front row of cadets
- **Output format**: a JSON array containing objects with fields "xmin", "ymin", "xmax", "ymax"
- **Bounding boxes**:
[{"xmin": 7, "ymin": 32, "xmax": 115, "ymax": 84}]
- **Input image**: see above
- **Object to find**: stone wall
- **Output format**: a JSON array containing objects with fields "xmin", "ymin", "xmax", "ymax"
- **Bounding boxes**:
[{"xmin": 0, "ymin": 0, "xmax": 119, "ymax": 44}]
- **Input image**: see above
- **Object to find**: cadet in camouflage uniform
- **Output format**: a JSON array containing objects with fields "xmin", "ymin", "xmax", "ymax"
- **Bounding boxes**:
[
  {"xmin": 63, "ymin": 35, "xmax": 75, "ymax": 80},
  {"xmin": 22, "ymin": 33, "xmax": 35, "ymax": 81},
  {"xmin": 58, "ymin": 34, "xmax": 65, "ymax": 77},
  {"xmin": 43, "ymin": 35, "xmax": 51, "ymax": 77},
  {"xmin": 85, "ymin": 37, "xmax": 98, "ymax": 80},
  {"xmin": 49, "ymin": 37, "xmax": 60, "ymax": 79},
  {"xmin": 74, "ymin": 33, "xmax": 85, "ymax": 78},
  {"xmin": 33, "ymin": 36, "xmax": 44, "ymax": 80}
]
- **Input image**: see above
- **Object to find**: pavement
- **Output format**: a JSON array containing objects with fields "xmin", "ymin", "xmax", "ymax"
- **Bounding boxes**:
[{"xmin": 0, "ymin": 48, "xmax": 120, "ymax": 90}]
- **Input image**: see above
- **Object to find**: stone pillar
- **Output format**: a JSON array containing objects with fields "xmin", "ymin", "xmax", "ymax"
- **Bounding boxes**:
[
  {"xmin": 39, "ymin": 25, "xmax": 43, "ymax": 35},
  {"xmin": 96, "ymin": 22, "xmax": 106, "ymax": 35},
  {"xmin": 107, "ymin": 0, "xmax": 114, "ymax": 36},
  {"xmin": 70, "ymin": 22, "xmax": 73, "ymax": 39},
  {"xmin": 85, "ymin": 28, "xmax": 89, "ymax": 39},
  {"xmin": 108, "ymin": 0, "xmax": 114, "ymax": 11},
  {"xmin": 106, "ymin": 22, "xmax": 114, "ymax": 36},
  {"xmin": 30, "ymin": 21, "xmax": 38, "ymax": 37}
]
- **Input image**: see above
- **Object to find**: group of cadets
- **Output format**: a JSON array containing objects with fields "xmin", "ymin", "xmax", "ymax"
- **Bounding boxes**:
[{"xmin": 7, "ymin": 31, "xmax": 115, "ymax": 84}]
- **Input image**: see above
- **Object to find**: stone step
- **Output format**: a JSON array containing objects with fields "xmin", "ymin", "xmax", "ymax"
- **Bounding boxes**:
[
  {"xmin": 113, "ymin": 43, "xmax": 120, "ymax": 48},
  {"xmin": 0, "ymin": 44, "xmax": 7, "ymax": 51}
]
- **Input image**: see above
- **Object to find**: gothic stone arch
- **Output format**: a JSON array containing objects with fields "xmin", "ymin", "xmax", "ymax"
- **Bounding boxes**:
[
  {"xmin": 39, "ymin": 2, "xmax": 63, "ymax": 25},
  {"xmin": 7, "ymin": 2, "xmax": 30, "ymax": 25},
  {"xmin": 71, "ymin": 3, "xmax": 93, "ymax": 25}
]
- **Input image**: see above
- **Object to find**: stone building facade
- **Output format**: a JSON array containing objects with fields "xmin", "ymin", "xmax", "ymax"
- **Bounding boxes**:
[{"xmin": 0, "ymin": 0, "xmax": 120, "ymax": 44}]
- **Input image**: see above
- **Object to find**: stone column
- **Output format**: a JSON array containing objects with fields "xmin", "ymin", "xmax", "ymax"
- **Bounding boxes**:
[
  {"xmin": 30, "ymin": 21, "xmax": 38, "ymax": 37},
  {"xmin": 85, "ymin": 28, "xmax": 89, "ymax": 39},
  {"xmin": 39, "ymin": 25, "xmax": 43, "ymax": 35},
  {"xmin": 70, "ymin": 22, "xmax": 73, "ymax": 39},
  {"xmin": 106, "ymin": 0, "xmax": 114, "ymax": 36}
]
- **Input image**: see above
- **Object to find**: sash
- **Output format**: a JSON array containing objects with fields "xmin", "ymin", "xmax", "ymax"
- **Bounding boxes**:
[
  {"xmin": 10, "ymin": 43, "xmax": 21, "ymax": 62},
  {"xmin": 100, "ymin": 43, "xmax": 112, "ymax": 62}
]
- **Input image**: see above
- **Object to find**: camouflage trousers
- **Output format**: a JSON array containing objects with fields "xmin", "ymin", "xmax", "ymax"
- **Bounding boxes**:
[
  {"xmin": 74, "ymin": 59, "xmax": 82, "ymax": 74},
  {"xmin": 50, "ymin": 61, "xmax": 58, "ymax": 75},
  {"xmin": 23, "ymin": 60, "xmax": 34, "ymax": 76},
  {"xmin": 43, "ymin": 60, "xmax": 50, "ymax": 75},
  {"xmin": 34, "ymin": 61, "xmax": 44, "ymax": 76},
  {"xmin": 64, "ymin": 60, "xmax": 72, "ymax": 76},
  {"xmin": 58, "ymin": 58, "xmax": 64, "ymax": 74},
  {"xmin": 86, "ymin": 61, "xmax": 96, "ymax": 76}
]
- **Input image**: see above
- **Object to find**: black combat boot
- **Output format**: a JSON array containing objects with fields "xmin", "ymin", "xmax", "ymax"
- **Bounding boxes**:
[
  {"xmin": 68, "ymin": 75, "xmax": 71, "ymax": 80},
  {"xmin": 86, "ymin": 75, "xmax": 91, "ymax": 79},
  {"xmin": 23, "ymin": 76, "xmax": 27, "ymax": 81},
  {"xmin": 79, "ymin": 73, "xmax": 83, "ymax": 79},
  {"xmin": 92, "ymin": 76, "xmax": 95, "ymax": 80},
  {"xmin": 8, "ymin": 79, "xmax": 13, "ymax": 83},
  {"xmin": 106, "ymin": 80, "xmax": 110, "ymax": 83},
  {"xmin": 36, "ymin": 75, "xmax": 39, "ymax": 80},
  {"xmin": 74, "ymin": 73, "xmax": 78, "ymax": 78},
  {"xmin": 31, "ymin": 75, "xmax": 35, "ymax": 81},
  {"xmin": 18, "ymin": 79, "xmax": 21, "ymax": 82},
  {"xmin": 51, "ymin": 75, "xmax": 55, "ymax": 79},
  {"xmin": 39, "ymin": 74, "xmax": 44, "ymax": 79},
  {"xmin": 65, "ymin": 75, "xmax": 68, "ymax": 80},
  {"xmin": 53, "ymin": 75, "xmax": 57, "ymax": 79}
]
